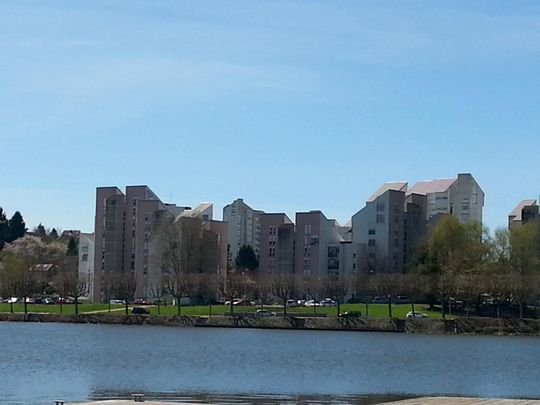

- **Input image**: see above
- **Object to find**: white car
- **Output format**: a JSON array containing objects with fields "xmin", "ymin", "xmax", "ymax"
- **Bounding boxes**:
[
  {"xmin": 406, "ymin": 311, "xmax": 427, "ymax": 318},
  {"xmin": 304, "ymin": 299, "xmax": 322, "ymax": 307},
  {"xmin": 255, "ymin": 309, "xmax": 276, "ymax": 317},
  {"xmin": 320, "ymin": 298, "xmax": 337, "ymax": 307}
]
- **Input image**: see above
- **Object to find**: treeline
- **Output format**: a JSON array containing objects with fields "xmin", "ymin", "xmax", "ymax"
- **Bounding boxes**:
[
  {"xmin": 0, "ymin": 231, "xmax": 85, "ymax": 314},
  {"xmin": 0, "ymin": 207, "xmax": 26, "ymax": 250}
]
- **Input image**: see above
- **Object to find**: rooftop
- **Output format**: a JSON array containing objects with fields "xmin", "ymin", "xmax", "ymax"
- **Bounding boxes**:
[
  {"xmin": 408, "ymin": 178, "xmax": 456, "ymax": 195},
  {"xmin": 509, "ymin": 199, "xmax": 538, "ymax": 222},
  {"xmin": 367, "ymin": 182, "xmax": 408, "ymax": 202}
]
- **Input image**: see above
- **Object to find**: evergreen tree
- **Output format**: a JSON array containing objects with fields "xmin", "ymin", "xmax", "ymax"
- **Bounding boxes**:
[
  {"xmin": 66, "ymin": 237, "xmax": 78, "ymax": 256},
  {"xmin": 49, "ymin": 228, "xmax": 59, "ymax": 239},
  {"xmin": 0, "ymin": 207, "xmax": 8, "ymax": 250},
  {"xmin": 7, "ymin": 211, "xmax": 26, "ymax": 243},
  {"xmin": 235, "ymin": 244, "xmax": 259, "ymax": 272},
  {"xmin": 36, "ymin": 223, "xmax": 46, "ymax": 238}
]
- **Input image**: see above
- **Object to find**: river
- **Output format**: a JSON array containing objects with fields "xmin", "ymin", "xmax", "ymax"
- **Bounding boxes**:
[{"xmin": 0, "ymin": 322, "xmax": 538, "ymax": 404}]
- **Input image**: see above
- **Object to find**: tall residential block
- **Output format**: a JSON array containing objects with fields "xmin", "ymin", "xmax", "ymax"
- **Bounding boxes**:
[
  {"xmin": 508, "ymin": 199, "xmax": 539, "ymax": 229},
  {"xmin": 93, "ymin": 185, "xmax": 224, "ymax": 302},
  {"xmin": 223, "ymin": 198, "xmax": 263, "ymax": 264},
  {"xmin": 352, "ymin": 184, "xmax": 407, "ymax": 274},
  {"xmin": 78, "ymin": 232, "xmax": 95, "ymax": 299},
  {"xmin": 259, "ymin": 213, "xmax": 295, "ymax": 275},
  {"xmin": 408, "ymin": 173, "xmax": 484, "ymax": 224},
  {"xmin": 294, "ymin": 211, "xmax": 344, "ymax": 276}
]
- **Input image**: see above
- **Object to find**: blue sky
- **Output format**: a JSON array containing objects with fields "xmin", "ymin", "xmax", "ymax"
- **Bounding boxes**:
[{"xmin": 1, "ymin": 1, "xmax": 539, "ymax": 233}]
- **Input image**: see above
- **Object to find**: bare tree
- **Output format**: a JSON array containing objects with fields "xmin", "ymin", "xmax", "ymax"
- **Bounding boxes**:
[
  {"xmin": 55, "ymin": 269, "xmax": 87, "ymax": 315},
  {"xmin": 198, "ymin": 273, "xmax": 218, "ymax": 316},
  {"xmin": 322, "ymin": 273, "xmax": 350, "ymax": 316},
  {"xmin": 0, "ymin": 253, "xmax": 26, "ymax": 313},
  {"xmin": 371, "ymin": 273, "xmax": 403, "ymax": 318},
  {"xmin": 161, "ymin": 218, "xmax": 202, "ymax": 315},
  {"xmin": 270, "ymin": 273, "xmax": 297, "ymax": 315},
  {"xmin": 110, "ymin": 271, "xmax": 137, "ymax": 315},
  {"xmin": 149, "ymin": 282, "xmax": 167, "ymax": 315}
]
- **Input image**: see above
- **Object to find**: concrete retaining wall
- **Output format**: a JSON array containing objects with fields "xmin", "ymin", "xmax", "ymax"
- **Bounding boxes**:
[{"xmin": 0, "ymin": 312, "xmax": 538, "ymax": 335}]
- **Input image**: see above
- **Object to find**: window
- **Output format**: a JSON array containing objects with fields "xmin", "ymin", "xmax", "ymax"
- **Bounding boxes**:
[
  {"xmin": 376, "ymin": 214, "xmax": 385, "ymax": 223},
  {"xmin": 368, "ymin": 229, "xmax": 376, "ymax": 235},
  {"xmin": 376, "ymin": 203, "xmax": 385, "ymax": 212},
  {"xmin": 368, "ymin": 238, "xmax": 376, "ymax": 247},
  {"xmin": 82, "ymin": 253, "xmax": 88, "ymax": 262}
]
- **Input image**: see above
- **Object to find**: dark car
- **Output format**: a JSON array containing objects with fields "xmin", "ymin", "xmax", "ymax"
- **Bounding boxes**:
[
  {"xmin": 339, "ymin": 311, "xmax": 362, "ymax": 318},
  {"xmin": 131, "ymin": 307, "xmax": 150, "ymax": 315}
]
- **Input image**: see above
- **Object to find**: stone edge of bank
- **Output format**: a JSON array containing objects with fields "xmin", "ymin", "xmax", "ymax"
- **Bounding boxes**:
[{"xmin": 0, "ymin": 312, "xmax": 539, "ymax": 335}]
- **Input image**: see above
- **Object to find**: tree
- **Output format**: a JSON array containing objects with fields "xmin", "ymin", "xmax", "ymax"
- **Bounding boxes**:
[
  {"xmin": 0, "ymin": 208, "xmax": 9, "ymax": 250},
  {"xmin": 219, "ymin": 272, "xmax": 253, "ymax": 315},
  {"xmin": 161, "ymin": 218, "xmax": 202, "ymax": 315},
  {"xmin": 416, "ymin": 215, "xmax": 489, "ymax": 317},
  {"xmin": 4, "ymin": 235, "xmax": 65, "ymax": 265},
  {"xmin": 322, "ymin": 273, "xmax": 350, "ymax": 316},
  {"xmin": 35, "ymin": 223, "xmax": 47, "ymax": 239},
  {"xmin": 110, "ymin": 271, "xmax": 136, "ymax": 315},
  {"xmin": 66, "ymin": 237, "xmax": 78, "ymax": 256},
  {"xmin": 235, "ymin": 244, "xmax": 259, "ymax": 272},
  {"xmin": 7, "ymin": 211, "xmax": 26, "ymax": 243},
  {"xmin": 270, "ymin": 273, "xmax": 297, "ymax": 315},
  {"xmin": 49, "ymin": 228, "xmax": 59, "ymax": 240},
  {"xmin": 55, "ymin": 269, "xmax": 87, "ymax": 315},
  {"xmin": 0, "ymin": 254, "xmax": 26, "ymax": 313},
  {"xmin": 197, "ymin": 273, "xmax": 218, "ymax": 316},
  {"xmin": 149, "ymin": 282, "xmax": 166, "ymax": 315},
  {"xmin": 371, "ymin": 273, "xmax": 403, "ymax": 318},
  {"xmin": 353, "ymin": 273, "xmax": 376, "ymax": 318}
]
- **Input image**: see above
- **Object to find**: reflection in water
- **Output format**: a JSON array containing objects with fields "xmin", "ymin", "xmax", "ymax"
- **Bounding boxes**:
[{"xmin": 90, "ymin": 390, "xmax": 408, "ymax": 404}]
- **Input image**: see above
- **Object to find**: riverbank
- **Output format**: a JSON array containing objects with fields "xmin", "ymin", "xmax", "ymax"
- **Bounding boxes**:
[
  {"xmin": 0, "ymin": 312, "xmax": 538, "ymax": 335},
  {"xmin": 69, "ymin": 398, "xmax": 540, "ymax": 405}
]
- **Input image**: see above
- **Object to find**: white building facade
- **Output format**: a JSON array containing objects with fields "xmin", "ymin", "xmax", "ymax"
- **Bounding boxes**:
[
  {"xmin": 78, "ymin": 232, "xmax": 95, "ymax": 300},
  {"xmin": 223, "ymin": 198, "xmax": 263, "ymax": 263}
]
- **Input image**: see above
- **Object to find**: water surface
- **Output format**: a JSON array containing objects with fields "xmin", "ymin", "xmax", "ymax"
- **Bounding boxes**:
[{"xmin": 0, "ymin": 322, "xmax": 538, "ymax": 404}]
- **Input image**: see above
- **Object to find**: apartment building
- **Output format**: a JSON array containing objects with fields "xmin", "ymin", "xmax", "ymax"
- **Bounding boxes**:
[
  {"xmin": 508, "ymin": 199, "xmax": 539, "ymax": 229},
  {"xmin": 223, "ymin": 198, "xmax": 263, "ymax": 264},
  {"xmin": 404, "ymin": 193, "xmax": 428, "ymax": 270},
  {"xmin": 259, "ymin": 213, "xmax": 295, "ymax": 275},
  {"xmin": 78, "ymin": 232, "xmax": 95, "ymax": 299},
  {"xmin": 294, "ymin": 211, "xmax": 344, "ymax": 276},
  {"xmin": 408, "ymin": 173, "xmax": 484, "ymax": 224},
  {"xmin": 93, "ymin": 186, "xmax": 174, "ymax": 301},
  {"xmin": 352, "ymin": 184, "xmax": 407, "ymax": 274},
  {"xmin": 93, "ymin": 185, "xmax": 225, "ymax": 302}
]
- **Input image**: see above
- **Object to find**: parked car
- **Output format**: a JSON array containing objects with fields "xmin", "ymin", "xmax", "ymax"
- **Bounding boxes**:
[
  {"xmin": 132, "ymin": 307, "xmax": 150, "ymax": 315},
  {"xmin": 133, "ymin": 298, "xmax": 148, "ymax": 305},
  {"xmin": 7, "ymin": 297, "xmax": 18, "ymax": 304},
  {"xmin": 255, "ymin": 309, "xmax": 276, "ymax": 317},
  {"xmin": 320, "ymin": 298, "xmax": 337, "ymax": 307},
  {"xmin": 43, "ymin": 298, "xmax": 55, "ymax": 305},
  {"xmin": 109, "ymin": 299, "xmax": 125, "ymax": 305},
  {"xmin": 25, "ymin": 297, "xmax": 35, "ymax": 304},
  {"xmin": 304, "ymin": 299, "xmax": 322, "ymax": 307},
  {"xmin": 339, "ymin": 311, "xmax": 362, "ymax": 318},
  {"xmin": 406, "ymin": 311, "xmax": 427, "ymax": 318},
  {"xmin": 57, "ymin": 297, "xmax": 74, "ymax": 304},
  {"xmin": 286, "ymin": 299, "xmax": 297, "ymax": 307},
  {"xmin": 372, "ymin": 296, "xmax": 389, "ymax": 304},
  {"xmin": 233, "ymin": 299, "xmax": 253, "ymax": 306},
  {"xmin": 394, "ymin": 295, "xmax": 411, "ymax": 304}
]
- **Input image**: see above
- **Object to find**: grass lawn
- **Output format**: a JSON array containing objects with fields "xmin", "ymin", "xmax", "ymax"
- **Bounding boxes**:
[
  {"xmin": 0, "ymin": 303, "xmax": 124, "ymax": 314},
  {"xmin": 0, "ymin": 302, "xmax": 448, "ymax": 319},
  {"xmin": 145, "ymin": 303, "xmax": 446, "ymax": 319}
]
